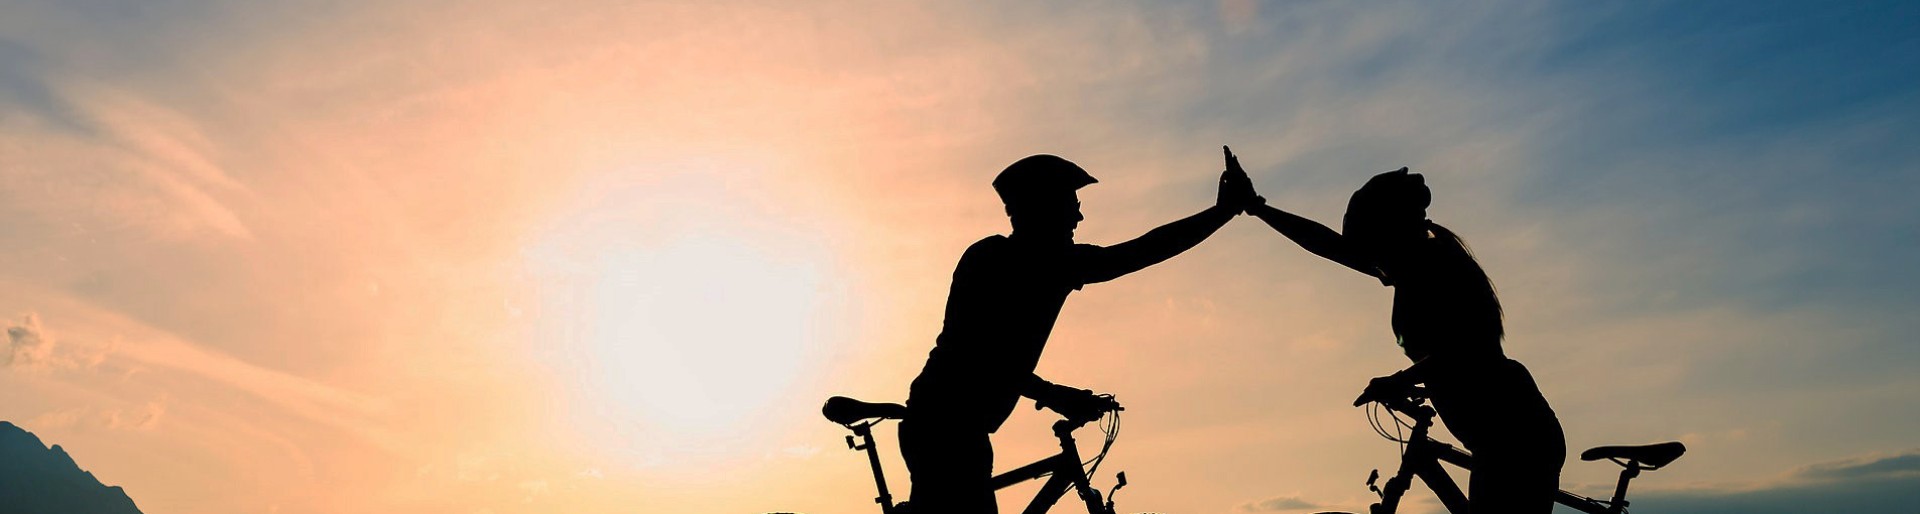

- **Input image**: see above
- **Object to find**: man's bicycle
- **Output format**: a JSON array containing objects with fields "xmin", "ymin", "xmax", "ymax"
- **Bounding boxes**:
[
  {"xmin": 1325, "ymin": 386, "xmax": 1686, "ymax": 514},
  {"xmin": 821, "ymin": 395, "xmax": 1130, "ymax": 514}
]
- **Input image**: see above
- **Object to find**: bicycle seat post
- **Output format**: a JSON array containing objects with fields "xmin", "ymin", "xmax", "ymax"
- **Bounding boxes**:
[
  {"xmin": 846, "ymin": 422, "xmax": 898, "ymax": 513},
  {"xmin": 1607, "ymin": 461, "xmax": 1640, "ymax": 514}
]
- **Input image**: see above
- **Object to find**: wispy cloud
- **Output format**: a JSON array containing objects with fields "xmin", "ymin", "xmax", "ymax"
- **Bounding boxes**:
[
  {"xmin": 1632, "ymin": 449, "xmax": 1920, "ymax": 513},
  {"xmin": 1798, "ymin": 450, "xmax": 1920, "ymax": 481},
  {"xmin": 26, "ymin": 400, "xmax": 165, "ymax": 432},
  {"xmin": 5, "ymin": 313, "xmax": 113, "ymax": 372},
  {"xmin": 0, "ymin": 298, "xmax": 398, "ymax": 442},
  {"xmin": 4, "ymin": 313, "xmax": 55, "ymax": 369},
  {"xmin": 1, "ymin": 76, "xmax": 256, "ymax": 241},
  {"xmin": 1236, "ymin": 494, "xmax": 1325, "ymax": 512}
]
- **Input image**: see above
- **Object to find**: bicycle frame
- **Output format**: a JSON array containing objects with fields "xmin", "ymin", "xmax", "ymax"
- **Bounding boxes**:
[
  {"xmin": 1365, "ymin": 399, "xmax": 1468, "ymax": 514},
  {"xmin": 839, "ymin": 414, "xmax": 1122, "ymax": 514},
  {"xmin": 1362, "ymin": 396, "xmax": 1644, "ymax": 514},
  {"xmin": 989, "ymin": 417, "xmax": 1120, "ymax": 514}
]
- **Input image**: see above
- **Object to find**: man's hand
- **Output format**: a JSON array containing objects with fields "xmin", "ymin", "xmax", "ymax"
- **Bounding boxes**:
[
  {"xmin": 1035, "ymin": 384, "xmax": 1119, "ymax": 422},
  {"xmin": 1352, "ymin": 372, "xmax": 1417, "ymax": 407},
  {"xmin": 1217, "ymin": 146, "xmax": 1262, "ymax": 212}
]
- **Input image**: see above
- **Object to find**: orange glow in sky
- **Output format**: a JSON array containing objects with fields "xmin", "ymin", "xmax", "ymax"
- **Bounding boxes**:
[{"xmin": 4, "ymin": 2, "xmax": 1918, "ymax": 514}]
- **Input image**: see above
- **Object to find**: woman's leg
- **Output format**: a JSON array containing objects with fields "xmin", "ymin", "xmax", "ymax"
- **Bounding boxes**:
[
  {"xmin": 1449, "ymin": 358, "xmax": 1567, "ymax": 513},
  {"xmin": 1469, "ymin": 455, "xmax": 1561, "ymax": 514}
]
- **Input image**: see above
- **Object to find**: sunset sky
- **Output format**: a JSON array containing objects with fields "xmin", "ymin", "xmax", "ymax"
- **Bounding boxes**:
[{"xmin": 2, "ymin": 1, "xmax": 1917, "ymax": 513}]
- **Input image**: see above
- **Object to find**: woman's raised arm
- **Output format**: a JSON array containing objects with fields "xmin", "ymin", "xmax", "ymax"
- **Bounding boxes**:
[{"xmin": 1245, "ymin": 203, "xmax": 1382, "ymax": 280}]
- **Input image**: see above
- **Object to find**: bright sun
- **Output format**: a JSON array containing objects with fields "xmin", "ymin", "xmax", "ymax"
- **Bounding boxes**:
[
  {"xmin": 582, "ymin": 235, "xmax": 819, "ymax": 438},
  {"xmin": 524, "ymin": 171, "xmax": 832, "ymax": 466}
]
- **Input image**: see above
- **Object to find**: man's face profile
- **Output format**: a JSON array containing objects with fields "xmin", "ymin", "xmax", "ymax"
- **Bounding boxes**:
[{"xmin": 1007, "ymin": 191, "xmax": 1083, "ymax": 243}]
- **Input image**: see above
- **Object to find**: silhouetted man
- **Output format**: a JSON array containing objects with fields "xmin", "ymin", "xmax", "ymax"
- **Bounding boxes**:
[{"xmin": 900, "ymin": 148, "xmax": 1257, "ymax": 513}]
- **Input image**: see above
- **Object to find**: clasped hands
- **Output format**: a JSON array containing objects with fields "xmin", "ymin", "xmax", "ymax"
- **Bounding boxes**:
[{"xmin": 1215, "ymin": 146, "xmax": 1264, "ymax": 213}]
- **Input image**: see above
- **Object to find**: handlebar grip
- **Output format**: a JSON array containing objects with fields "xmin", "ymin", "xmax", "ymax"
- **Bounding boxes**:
[{"xmin": 1039, "ymin": 394, "xmax": 1122, "ymax": 423}]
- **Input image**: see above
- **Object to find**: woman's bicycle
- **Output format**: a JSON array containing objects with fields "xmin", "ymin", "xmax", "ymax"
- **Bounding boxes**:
[
  {"xmin": 1327, "ymin": 385, "xmax": 1686, "ymax": 514},
  {"xmin": 821, "ymin": 395, "xmax": 1130, "ymax": 514}
]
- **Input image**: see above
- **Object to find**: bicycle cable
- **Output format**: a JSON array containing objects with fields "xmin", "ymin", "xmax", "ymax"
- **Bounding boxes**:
[
  {"xmin": 1391, "ymin": 403, "xmax": 1413, "ymax": 453},
  {"xmin": 1366, "ymin": 401, "xmax": 1414, "ymax": 450},
  {"xmin": 1081, "ymin": 402, "xmax": 1122, "ymax": 480},
  {"xmin": 1033, "ymin": 398, "xmax": 1123, "ymax": 483},
  {"xmin": 1366, "ymin": 402, "xmax": 1393, "ymax": 441}
]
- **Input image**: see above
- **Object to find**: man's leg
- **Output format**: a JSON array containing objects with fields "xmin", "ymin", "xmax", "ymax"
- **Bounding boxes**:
[
  {"xmin": 1468, "ymin": 455, "xmax": 1560, "ymax": 514},
  {"xmin": 899, "ymin": 419, "xmax": 996, "ymax": 514}
]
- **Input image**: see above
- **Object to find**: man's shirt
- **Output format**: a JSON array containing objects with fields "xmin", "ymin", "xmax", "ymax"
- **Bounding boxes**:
[{"xmin": 907, "ymin": 235, "xmax": 1101, "ymax": 433}]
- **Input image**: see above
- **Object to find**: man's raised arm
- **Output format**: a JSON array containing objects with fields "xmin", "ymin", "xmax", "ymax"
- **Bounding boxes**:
[{"xmin": 1080, "ymin": 147, "xmax": 1255, "ymax": 284}]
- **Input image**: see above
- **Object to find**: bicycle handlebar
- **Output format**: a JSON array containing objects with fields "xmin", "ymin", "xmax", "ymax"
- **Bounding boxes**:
[
  {"xmin": 1035, "ymin": 392, "xmax": 1123, "ymax": 425},
  {"xmin": 1357, "ymin": 385, "xmax": 1434, "ymax": 418}
]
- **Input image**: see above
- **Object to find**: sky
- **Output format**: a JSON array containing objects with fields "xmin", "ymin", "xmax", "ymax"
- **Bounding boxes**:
[{"xmin": 1, "ymin": 1, "xmax": 1917, "ymax": 513}]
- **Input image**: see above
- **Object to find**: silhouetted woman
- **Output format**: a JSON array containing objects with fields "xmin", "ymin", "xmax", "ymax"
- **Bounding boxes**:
[{"xmin": 1244, "ymin": 167, "xmax": 1566, "ymax": 513}]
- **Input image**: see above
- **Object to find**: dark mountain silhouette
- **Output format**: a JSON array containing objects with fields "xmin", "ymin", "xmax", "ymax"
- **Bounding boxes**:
[{"xmin": 0, "ymin": 421, "xmax": 143, "ymax": 514}]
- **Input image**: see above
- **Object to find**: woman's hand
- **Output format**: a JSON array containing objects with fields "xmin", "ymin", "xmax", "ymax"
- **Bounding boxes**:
[{"xmin": 1353, "ymin": 371, "xmax": 1418, "ymax": 406}]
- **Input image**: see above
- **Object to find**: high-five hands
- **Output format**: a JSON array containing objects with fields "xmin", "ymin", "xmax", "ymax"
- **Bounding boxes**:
[{"xmin": 1217, "ymin": 146, "xmax": 1263, "ymax": 212}]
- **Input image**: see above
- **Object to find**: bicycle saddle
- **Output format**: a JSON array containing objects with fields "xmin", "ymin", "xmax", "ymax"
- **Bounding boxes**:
[
  {"xmin": 1580, "ymin": 441, "xmax": 1687, "ymax": 469},
  {"xmin": 822, "ymin": 396, "xmax": 907, "ymax": 425}
]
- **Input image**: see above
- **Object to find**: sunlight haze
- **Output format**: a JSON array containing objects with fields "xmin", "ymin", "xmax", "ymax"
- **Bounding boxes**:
[{"xmin": 1, "ymin": 1, "xmax": 1916, "ymax": 513}]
